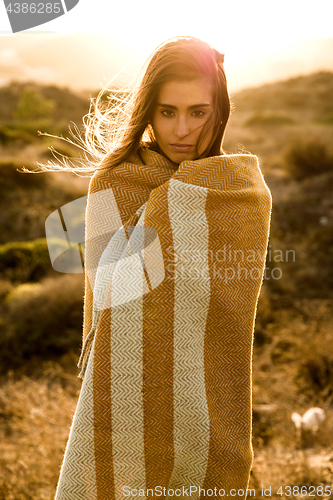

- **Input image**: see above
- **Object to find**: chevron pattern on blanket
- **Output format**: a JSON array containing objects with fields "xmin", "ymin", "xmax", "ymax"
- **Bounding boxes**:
[{"xmin": 54, "ymin": 148, "xmax": 272, "ymax": 500}]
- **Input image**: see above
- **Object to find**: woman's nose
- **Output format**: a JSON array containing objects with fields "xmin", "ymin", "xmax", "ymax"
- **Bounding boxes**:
[{"xmin": 174, "ymin": 116, "xmax": 190, "ymax": 139}]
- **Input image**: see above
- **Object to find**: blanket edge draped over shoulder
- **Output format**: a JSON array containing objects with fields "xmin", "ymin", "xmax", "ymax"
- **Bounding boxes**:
[{"xmin": 55, "ymin": 147, "xmax": 272, "ymax": 500}]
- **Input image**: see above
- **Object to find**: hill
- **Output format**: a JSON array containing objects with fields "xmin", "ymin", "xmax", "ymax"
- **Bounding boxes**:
[{"xmin": 0, "ymin": 72, "xmax": 332, "ymax": 498}]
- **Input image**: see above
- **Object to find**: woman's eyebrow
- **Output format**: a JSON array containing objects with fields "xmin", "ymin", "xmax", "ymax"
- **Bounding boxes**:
[{"xmin": 156, "ymin": 103, "xmax": 211, "ymax": 110}]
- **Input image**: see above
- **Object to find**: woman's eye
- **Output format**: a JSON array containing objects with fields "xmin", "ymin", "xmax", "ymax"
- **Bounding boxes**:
[
  {"xmin": 161, "ymin": 110, "xmax": 174, "ymax": 117},
  {"xmin": 192, "ymin": 110, "xmax": 205, "ymax": 117},
  {"xmin": 161, "ymin": 109, "xmax": 205, "ymax": 117}
]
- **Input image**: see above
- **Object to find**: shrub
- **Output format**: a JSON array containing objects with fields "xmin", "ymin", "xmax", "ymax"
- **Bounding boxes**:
[
  {"xmin": 0, "ymin": 274, "xmax": 84, "ymax": 373},
  {"xmin": 297, "ymin": 355, "xmax": 333, "ymax": 401},
  {"xmin": 0, "ymin": 161, "xmax": 47, "ymax": 192},
  {"xmin": 0, "ymin": 239, "xmax": 53, "ymax": 283},
  {"xmin": 0, "ymin": 124, "xmax": 37, "ymax": 145},
  {"xmin": 252, "ymin": 407, "xmax": 275, "ymax": 447},
  {"xmin": 13, "ymin": 86, "xmax": 55, "ymax": 121},
  {"xmin": 284, "ymin": 138, "xmax": 333, "ymax": 180}
]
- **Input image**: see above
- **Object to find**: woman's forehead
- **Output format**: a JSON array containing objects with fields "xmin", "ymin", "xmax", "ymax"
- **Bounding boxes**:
[{"xmin": 157, "ymin": 77, "xmax": 214, "ymax": 106}]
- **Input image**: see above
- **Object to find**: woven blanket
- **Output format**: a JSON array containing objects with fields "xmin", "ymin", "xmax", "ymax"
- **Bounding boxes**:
[{"xmin": 54, "ymin": 148, "xmax": 272, "ymax": 500}]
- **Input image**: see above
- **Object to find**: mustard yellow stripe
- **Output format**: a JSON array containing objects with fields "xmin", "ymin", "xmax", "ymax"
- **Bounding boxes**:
[
  {"xmin": 93, "ymin": 308, "xmax": 115, "ymax": 500},
  {"xmin": 142, "ymin": 182, "xmax": 175, "ymax": 490}
]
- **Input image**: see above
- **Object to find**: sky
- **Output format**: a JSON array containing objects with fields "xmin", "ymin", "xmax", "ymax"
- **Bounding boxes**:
[{"xmin": 0, "ymin": 0, "xmax": 333, "ymax": 92}]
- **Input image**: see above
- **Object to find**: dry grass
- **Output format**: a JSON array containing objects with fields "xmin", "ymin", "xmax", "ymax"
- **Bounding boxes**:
[
  {"xmin": 0, "ymin": 359, "xmax": 332, "ymax": 499},
  {"xmin": 250, "ymin": 446, "xmax": 333, "ymax": 499},
  {"xmin": 0, "ymin": 354, "xmax": 81, "ymax": 500},
  {"xmin": 0, "ymin": 274, "xmax": 84, "ymax": 374},
  {"xmin": 253, "ymin": 297, "xmax": 333, "ymax": 408}
]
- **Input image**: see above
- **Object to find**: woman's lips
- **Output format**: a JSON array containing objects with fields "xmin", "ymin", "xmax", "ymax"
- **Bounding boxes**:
[{"xmin": 170, "ymin": 144, "xmax": 193, "ymax": 152}]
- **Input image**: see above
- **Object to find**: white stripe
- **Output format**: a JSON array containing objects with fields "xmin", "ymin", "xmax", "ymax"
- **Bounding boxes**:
[
  {"xmin": 111, "ymin": 261, "xmax": 146, "ymax": 499},
  {"xmin": 167, "ymin": 178, "xmax": 211, "ymax": 499},
  {"xmin": 85, "ymin": 188, "xmax": 123, "ymax": 302},
  {"xmin": 55, "ymin": 341, "xmax": 97, "ymax": 500}
]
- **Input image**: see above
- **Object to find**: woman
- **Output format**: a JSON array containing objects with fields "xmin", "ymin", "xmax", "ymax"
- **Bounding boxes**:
[{"xmin": 51, "ymin": 36, "xmax": 272, "ymax": 500}]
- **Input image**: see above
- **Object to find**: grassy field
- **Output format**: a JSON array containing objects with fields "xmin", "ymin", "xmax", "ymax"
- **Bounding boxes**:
[{"xmin": 0, "ymin": 73, "xmax": 333, "ymax": 499}]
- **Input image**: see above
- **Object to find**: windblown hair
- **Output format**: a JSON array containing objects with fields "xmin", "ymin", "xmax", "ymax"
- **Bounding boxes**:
[{"xmin": 32, "ymin": 36, "xmax": 231, "ymax": 177}]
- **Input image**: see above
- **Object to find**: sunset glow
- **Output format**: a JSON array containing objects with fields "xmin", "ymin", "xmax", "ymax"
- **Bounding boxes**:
[
  {"xmin": 31, "ymin": 0, "xmax": 333, "ymax": 58},
  {"xmin": 0, "ymin": 0, "xmax": 332, "ymax": 91}
]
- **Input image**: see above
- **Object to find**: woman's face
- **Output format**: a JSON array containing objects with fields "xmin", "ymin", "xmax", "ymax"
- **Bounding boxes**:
[{"xmin": 151, "ymin": 76, "xmax": 214, "ymax": 164}]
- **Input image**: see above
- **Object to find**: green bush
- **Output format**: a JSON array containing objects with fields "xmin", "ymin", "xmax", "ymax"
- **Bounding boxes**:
[
  {"xmin": 0, "ymin": 274, "xmax": 84, "ymax": 373},
  {"xmin": 0, "ymin": 161, "xmax": 47, "ymax": 191},
  {"xmin": 284, "ymin": 138, "xmax": 333, "ymax": 180},
  {"xmin": 296, "ymin": 355, "xmax": 333, "ymax": 402},
  {"xmin": 0, "ymin": 124, "xmax": 37, "ymax": 145},
  {"xmin": 13, "ymin": 86, "xmax": 56, "ymax": 121},
  {"xmin": 0, "ymin": 119, "xmax": 63, "ymax": 146},
  {"xmin": 0, "ymin": 239, "xmax": 53, "ymax": 283}
]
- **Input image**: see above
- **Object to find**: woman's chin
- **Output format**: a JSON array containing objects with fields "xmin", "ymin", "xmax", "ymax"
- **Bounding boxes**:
[
  {"xmin": 165, "ymin": 148, "xmax": 197, "ymax": 165},
  {"xmin": 152, "ymin": 143, "xmax": 199, "ymax": 165}
]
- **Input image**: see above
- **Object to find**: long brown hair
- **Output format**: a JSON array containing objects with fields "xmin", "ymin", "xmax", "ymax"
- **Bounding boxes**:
[{"xmin": 32, "ymin": 36, "xmax": 231, "ymax": 176}]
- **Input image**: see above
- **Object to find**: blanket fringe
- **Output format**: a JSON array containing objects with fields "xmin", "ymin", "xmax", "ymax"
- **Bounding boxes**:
[
  {"xmin": 77, "ymin": 339, "xmax": 93, "ymax": 379},
  {"xmin": 77, "ymin": 311, "xmax": 100, "ymax": 379}
]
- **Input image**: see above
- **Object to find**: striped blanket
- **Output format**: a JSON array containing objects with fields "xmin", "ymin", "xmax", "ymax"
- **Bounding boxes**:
[{"xmin": 54, "ymin": 147, "xmax": 272, "ymax": 500}]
